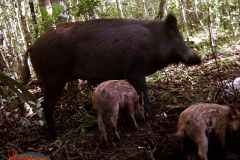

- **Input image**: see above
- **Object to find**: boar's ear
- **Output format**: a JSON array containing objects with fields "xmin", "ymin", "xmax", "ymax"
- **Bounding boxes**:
[
  {"xmin": 229, "ymin": 105, "xmax": 238, "ymax": 119},
  {"xmin": 165, "ymin": 14, "xmax": 178, "ymax": 32}
]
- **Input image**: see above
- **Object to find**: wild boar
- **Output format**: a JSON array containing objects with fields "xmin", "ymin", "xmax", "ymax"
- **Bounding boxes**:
[
  {"xmin": 92, "ymin": 80, "xmax": 144, "ymax": 146},
  {"xmin": 171, "ymin": 103, "xmax": 240, "ymax": 160},
  {"xmin": 21, "ymin": 14, "xmax": 201, "ymax": 138}
]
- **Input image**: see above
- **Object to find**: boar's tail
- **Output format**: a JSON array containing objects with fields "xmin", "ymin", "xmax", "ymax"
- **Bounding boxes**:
[{"xmin": 20, "ymin": 48, "xmax": 31, "ymax": 84}]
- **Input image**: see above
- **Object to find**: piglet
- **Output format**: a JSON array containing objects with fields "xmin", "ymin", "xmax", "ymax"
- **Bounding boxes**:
[
  {"xmin": 92, "ymin": 80, "xmax": 145, "ymax": 146},
  {"xmin": 171, "ymin": 103, "xmax": 240, "ymax": 160}
]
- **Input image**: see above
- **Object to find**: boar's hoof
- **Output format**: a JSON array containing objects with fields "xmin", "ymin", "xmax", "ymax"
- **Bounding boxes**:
[
  {"xmin": 100, "ymin": 138, "xmax": 109, "ymax": 148},
  {"xmin": 99, "ymin": 142, "xmax": 109, "ymax": 149},
  {"xmin": 113, "ymin": 134, "xmax": 121, "ymax": 142},
  {"xmin": 145, "ymin": 104, "xmax": 155, "ymax": 117},
  {"xmin": 133, "ymin": 125, "xmax": 139, "ymax": 130}
]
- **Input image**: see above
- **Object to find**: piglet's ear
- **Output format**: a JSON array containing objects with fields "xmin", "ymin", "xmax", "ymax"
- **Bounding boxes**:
[
  {"xmin": 165, "ymin": 14, "xmax": 178, "ymax": 32},
  {"xmin": 229, "ymin": 105, "xmax": 238, "ymax": 119}
]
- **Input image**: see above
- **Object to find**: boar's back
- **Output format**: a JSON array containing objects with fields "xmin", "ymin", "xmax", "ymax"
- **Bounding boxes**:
[{"xmin": 30, "ymin": 19, "xmax": 158, "ymax": 83}]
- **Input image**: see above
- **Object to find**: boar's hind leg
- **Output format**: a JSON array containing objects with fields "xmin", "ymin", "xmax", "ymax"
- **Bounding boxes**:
[
  {"xmin": 127, "ymin": 75, "xmax": 154, "ymax": 116},
  {"xmin": 110, "ymin": 107, "xmax": 121, "ymax": 142},
  {"xmin": 42, "ymin": 79, "xmax": 68, "ymax": 138}
]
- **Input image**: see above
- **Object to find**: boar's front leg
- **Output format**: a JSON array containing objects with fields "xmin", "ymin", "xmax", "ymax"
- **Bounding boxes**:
[{"xmin": 127, "ymin": 73, "xmax": 154, "ymax": 117}]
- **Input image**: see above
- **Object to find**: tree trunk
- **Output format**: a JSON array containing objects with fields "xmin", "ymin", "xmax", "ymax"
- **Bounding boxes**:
[
  {"xmin": 222, "ymin": 1, "xmax": 227, "ymax": 29},
  {"xmin": 0, "ymin": 27, "xmax": 5, "ymax": 72},
  {"xmin": 17, "ymin": 0, "xmax": 31, "ymax": 48},
  {"xmin": 0, "ymin": 29, "xmax": 3, "ymax": 46},
  {"xmin": 239, "ymin": 0, "xmax": 240, "ymax": 27},
  {"xmin": 225, "ymin": 0, "xmax": 235, "ymax": 36},
  {"xmin": 142, "ymin": 0, "xmax": 148, "ymax": 19},
  {"xmin": 0, "ymin": 53, "xmax": 5, "ymax": 72},
  {"xmin": 156, "ymin": 0, "xmax": 166, "ymax": 19},
  {"xmin": 116, "ymin": 0, "xmax": 124, "ymax": 18},
  {"xmin": 180, "ymin": 0, "xmax": 189, "ymax": 43},
  {"xmin": 29, "ymin": 0, "xmax": 38, "ymax": 38}
]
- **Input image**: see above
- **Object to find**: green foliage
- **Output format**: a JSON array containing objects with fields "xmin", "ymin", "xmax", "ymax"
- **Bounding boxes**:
[
  {"xmin": 0, "ymin": 72, "xmax": 36, "ymax": 110},
  {"xmin": 71, "ymin": 0, "xmax": 99, "ymax": 20},
  {"xmin": 39, "ymin": 5, "xmax": 66, "ymax": 35},
  {"xmin": 60, "ymin": 106, "xmax": 97, "ymax": 142}
]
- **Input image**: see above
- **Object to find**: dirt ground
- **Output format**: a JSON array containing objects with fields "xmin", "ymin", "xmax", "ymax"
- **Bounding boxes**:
[{"xmin": 1, "ymin": 51, "xmax": 240, "ymax": 160}]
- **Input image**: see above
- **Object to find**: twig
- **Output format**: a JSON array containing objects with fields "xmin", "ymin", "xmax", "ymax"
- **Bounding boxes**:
[
  {"xmin": 147, "ymin": 122, "xmax": 156, "ymax": 143},
  {"xmin": 207, "ymin": 5, "xmax": 228, "ymax": 101},
  {"xmin": 125, "ymin": 152, "xmax": 142, "ymax": 160},
  {"xmin": 149, "ymin": 139, "xmax": 157, "ymax": 160},
  {"xmin": 64, "ymin": 136, "xmax": 70, "ymax": 160},
  {"xmin": 146, "ymin": 122, "xmax": 157, "ymax": 160}
]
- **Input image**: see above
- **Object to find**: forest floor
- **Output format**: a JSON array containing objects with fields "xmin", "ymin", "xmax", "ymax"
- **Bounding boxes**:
[{"xmin": 1, "ymin": 39, "xmax": 240, "ymax": 160}]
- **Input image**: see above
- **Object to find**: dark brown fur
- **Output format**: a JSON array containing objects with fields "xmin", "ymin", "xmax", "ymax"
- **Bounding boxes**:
[
  {"xmin": 92, "ymin": 80, "xmax": 144, "ymax": 146},
  {"xmin": 21, "ymin": 15, "xmax": 201, "ymax": 138},
  {"xmin": 171, "ymin": 103, "xmax": 240, "ymax": 160}
]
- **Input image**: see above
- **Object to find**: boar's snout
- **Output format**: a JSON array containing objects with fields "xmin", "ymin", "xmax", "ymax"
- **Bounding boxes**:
[{"xmin": 182, "ymin": 49, "xmax": 201, "ymax": 65}]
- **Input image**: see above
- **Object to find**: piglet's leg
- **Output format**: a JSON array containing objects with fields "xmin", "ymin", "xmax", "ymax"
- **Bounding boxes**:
[
  {"xmin": 216, "ymin": 126, "xmax": 227, "ymax": 148},
  {"xmin": 128, "ymin": 103, "xmax": 139, "ymax": 129},
  {"xmin": 110, "ymin": 106, "xmax": 121, "ymax": 141},
  {"xmin": 97, "ymin": 112, "xmax": 108, "ymax": 146},
  {"xmin": 194, "ymin": 133, "xmax": 208, "ymax": 160}
]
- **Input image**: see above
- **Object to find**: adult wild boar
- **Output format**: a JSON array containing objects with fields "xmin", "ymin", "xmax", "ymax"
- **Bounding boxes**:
[
  {"xmin": 21, "ymin": 14, "xmax": 201, "ymax": 138},
  {"xmin": 171, "ymin": 103, "xmax": 240, "ymax": 160},
  {"xmin": 92, "ymin": 80, "xmax": 144, "ymax": 146}
]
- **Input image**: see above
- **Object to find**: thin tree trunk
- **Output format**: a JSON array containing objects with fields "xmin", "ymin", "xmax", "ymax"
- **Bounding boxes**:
[
  {"xmin": 0, "ymin": 29, "xmax": 3, "ymax": 46},
  {"xmin": 156, "ymin": 0, "xmax": 166, "ymax": 19},
  {"xmin": 29, "ymin": 0, "xmax": 38, "ymax": 37},
  {"xmin": 226, "ymin": 0, "xmax": 235, "ymax": 37},
  {"xmin": 0, "ymin": 28, "xmax": 5, "ymax": 71},
  {"xmin": 239, "ymin": 0, "xmax": 240, "ymax": 27},
  {"xmin": 66, "ymin": 0, "xmax": 74, "ymax": 21},
  {"xmin": 194, "ymin": 0, "xmax": 207, "ymax": 32},
  {"xmin": 17, "ymin": 0, "xmax": 31, "ymax": 48},
  {"xmin": 142, "ymin": 0, "xmax": 148, "ymax": 19},
  {"xmin": 116, "ymin": 0, "xmax": 124, "ymax": 18},
  {"xmin": 180, "ymin": 0, "xmax": 189, "ymax": 43}
]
